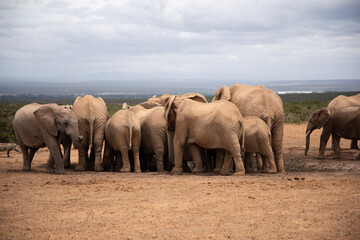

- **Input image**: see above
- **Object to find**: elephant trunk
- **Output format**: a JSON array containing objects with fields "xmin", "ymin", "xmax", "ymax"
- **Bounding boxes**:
[{"xmin": 305, "ymin": 123, "xmax": 315, "ymax": 156}]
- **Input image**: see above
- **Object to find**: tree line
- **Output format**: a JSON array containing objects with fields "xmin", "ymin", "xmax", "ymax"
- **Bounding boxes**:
[{"xmin": 1, "ymin": 91, "xmax": 359, "ymax": 143}]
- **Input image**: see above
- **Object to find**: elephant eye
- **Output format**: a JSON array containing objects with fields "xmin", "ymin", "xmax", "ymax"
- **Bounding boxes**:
[{"xmin": 63, "ymin": 120, "xmax": 69, "ymax": 126}]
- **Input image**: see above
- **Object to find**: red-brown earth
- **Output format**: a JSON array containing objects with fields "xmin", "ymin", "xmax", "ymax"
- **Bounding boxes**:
[{"xmin": 0, "ymin": 123, "xmax": 359, "ymax": 239}]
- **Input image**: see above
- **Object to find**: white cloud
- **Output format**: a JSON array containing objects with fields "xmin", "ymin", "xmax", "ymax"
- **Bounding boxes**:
[{"xmin": 0, "ymin": 0, "xmax": 359, "ymax": 81}]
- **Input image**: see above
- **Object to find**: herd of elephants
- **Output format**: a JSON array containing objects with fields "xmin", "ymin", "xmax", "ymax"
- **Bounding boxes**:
[{"xmin": 10, "ymin": 84, "xmax": 360, "ymax": 175}]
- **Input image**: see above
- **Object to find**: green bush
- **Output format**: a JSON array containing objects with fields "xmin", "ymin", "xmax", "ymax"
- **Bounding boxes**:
[{"xmin": 0, "ymin": 103, "xmax": 25, "ymax": 143}]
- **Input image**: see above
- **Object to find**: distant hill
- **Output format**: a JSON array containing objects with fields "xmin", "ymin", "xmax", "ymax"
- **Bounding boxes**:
[{"xmin": 0, "ymin": 79, "xmax": 359, "ymax": 96}]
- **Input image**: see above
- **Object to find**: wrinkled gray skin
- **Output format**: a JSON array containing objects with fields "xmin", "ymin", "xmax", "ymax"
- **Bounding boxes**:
[
  {"xmin": 165, "ymin": 97, "xmax": 245, "ymax": 175},
  {"xmin": 242, "ymin": 117, "xmax": 276, "ymax": 173},
  {"xmin": 103, "ymin": 104, "xmax": 141, "ymax": 172},
  {"xmin": 124, "ymin": 102, "xmax": 169, "ymax": 172},
  {"xmin": 72, "ymin": 95, "xmax": 109, "ymax": 171},
  {"xmin": 59, "ymin": 105, "xmax": 73, "ymax": 168},
  {"xmin": 13, "ymin": 103, "xmax": 82, "ymax": 174},
  {"xmin": 305, "ymin": 94, "xmax": 360, "ymax": 159},
  {"xmin": 148, "ymin": 93, "xmax": 208, "ymax": 171},
  {"xmin": 213, "ymin": 84, "xmax": 285, "ymax": 173},
  {"xmin": 0, "ymin": 143, "xmax": 20, "ymax": 157}
]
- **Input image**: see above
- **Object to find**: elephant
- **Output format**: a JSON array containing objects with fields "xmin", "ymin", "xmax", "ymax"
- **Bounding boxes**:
[
  {"xmin": 242, "ymin": 117, "xmax": 276, "ymax": 173},
  {"xmin": 103, "ymin": 104, "xmax": 141, "ymax": 173},
  {"xmin": 122, "ymin": 101, "xmax": 170, "ymax": 172},
  {"xmin": 164, "ymin": 96, "xmax": 245, "ymax": 175},
  {"xmin": 0, "ymin": 143, "xmax": 20, "ymax": 157},
  {"xmin": 305, "ymin": 94, "xmax": 360, "ymax": 159},
  {"xmin": 13, "ymin": 103, "xmax": 82, "ymax": 174},
  {"xmin": 60, "ymin": 105, "xmax": 73, "ymax": 168},
  {"xmin": 72, "ymin": 95, "xmax": 109, "ymax": 171},
  {"xmin": 149, "ymin": 93, "xmax": 209, "ymax": 170},
  {"xmin": 212, "ymin": 84, "xmax": 285, "ymax": 173}
]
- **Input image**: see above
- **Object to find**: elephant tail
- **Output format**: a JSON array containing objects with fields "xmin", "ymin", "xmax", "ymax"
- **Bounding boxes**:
[
  {"xmin": 89, "ymin": 119, "xmax": 94, "ymax": 149},
  {"xmin": 127, "ymin": 125, "xmax": 133, "ymax": 149},
  {"xmin": 239, "ymin": 120, "xmax": 245, "ymax": 152}
]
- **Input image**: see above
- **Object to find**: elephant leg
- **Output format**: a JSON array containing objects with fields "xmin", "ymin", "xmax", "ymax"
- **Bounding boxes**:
[
  {"xmin": 318, "ymin": 129, "xmax": 331, "ymax": 159},
  {"xmin": 76, "ymin": 143, "xmax": 88, "ymax": 171},
  {"xmin": 132, "ymin": 148, "xmax": 141, "ymax": 173},
  {"xmin": 214, "ymin": 150, "xmax": 225, "ymax": 173},
  {"xmin": 245, "ymin": 152, "xmax": 256, "ymax": 173},
  {"xmin": 272, "ymin": 123, "xmax": 285, "ymax": 173},
  {"xmin": 45, "ymin": 138, "xmax": 65, "ymax": 174},
  {"xmin": 171, "ymin": 130, "xmax": 187, "ymax": 174},
  {"xmin": 6, "ymin": 149, "xmax": 10, "ymax": 157},
  {"xmin": 115, "ymin": 152, "xmax": 122, "ymax": 172},
  {"xmin": 220, "ymin": 151, "xmax": 233, "ymax": 175},
  {"xmin": 119, "ymin": 148, "xmax": 131, "ymax": 172},
  {"xmin": 188, "ymin": 144, "xmax": 203, "ymax": 173},
  {"xmin": 256, "ymin": 153, "xmax": 263, "ymax": 172},
  {"xmin": 154, "ymin": 147, "xmax": 165, "ymax": 172},
  {"xmin": 63, "ymin": 144, "xmax": 71, "ymax": 168},
  {"xmin": 20, "ymin": 145, "xmax": 31, "ymax": 171},
  {"xmin": 46, "ymin": 153, "xmax": 55, "ymax": 173},
  {"xmin": 332, "ymin": 134, "xmax": 341, "ymax": 158},
  {"xmin": 94, "ymin": 142, "xmax": 104, "ymax": 172},
  {"xmin": 350, "ymin": 140, "xmax": 359, "ymax": 150},
  {"xmin": 232, "ymin": 146, "xmax": 245, "ymax": 175}
]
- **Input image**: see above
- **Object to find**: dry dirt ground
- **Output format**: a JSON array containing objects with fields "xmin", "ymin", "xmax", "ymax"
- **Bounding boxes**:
[{"xmin": 1, "ymin": 123, "xmax": 360, "ymax": 240}]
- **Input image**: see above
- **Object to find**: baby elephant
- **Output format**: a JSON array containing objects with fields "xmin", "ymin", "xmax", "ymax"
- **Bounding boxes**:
[
  {"xmin": 0, "ymin": 143, "xmax": 20, "ymax": 157},
  {"xmin": 243, "ymin": 116, "xmax": 277, "ymax": 173}
]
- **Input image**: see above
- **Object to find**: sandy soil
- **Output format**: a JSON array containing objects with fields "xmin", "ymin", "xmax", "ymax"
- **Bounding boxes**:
[{"xmin": 1, "ymin": 123, "xmax": 359, "ymax": 240}]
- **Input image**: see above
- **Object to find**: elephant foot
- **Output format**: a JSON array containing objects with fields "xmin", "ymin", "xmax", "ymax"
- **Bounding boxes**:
[
  {"xmin": 316, "ymin": 155, "xmax": 326, "ymax": 159},
  {"xmin": 120, "ymin": 167, "xmax": 131, "ymax": 172},
  {"xmin": 55, "ymin": 168, "xmax": 66, "ymax": 175},
  {"xmin": 134, "ymin": 168, "xmax": 141, "ymax": 173},
  {"xmin": 213, "ymin": 168, "xmax": 221, "ymax": 173},
  {"xmin": 192, "ymin": 167, "xmax": 203, "ymax": 174},
  {"xmin": 171, "ymin": 167, "xmax": 183, "ymax": 175},
  {"xmin": 333, "ymin": 154, "xmax": 341, "ymax": 159},
  {"xmin": 233, "ymin": 170, "xmax": 245, "ymax": 176},
  {"xmin": 219, "ymin": 169, "xmax": 231, "ymax": 176},
  {"xmin": 75, "ymin": 164, "xmax": 87, "ymax": 171},
  {"xmin": 46, "ymin": 168, "xmax": 55, "ymax": 174},
  {"xmin": 267, "ymin": 168, "xmax": 277, "ymax": 174},
  {"xmin": 246, "ymin": 167, "xmax": 257, "ymax": 173},
  {"xmin": 22, "ymin": 166, "xmax": 31, "ymax": 171},
  {"xmin": 94, "ymin": 165, "xmax": 104, "ymax": 172}
]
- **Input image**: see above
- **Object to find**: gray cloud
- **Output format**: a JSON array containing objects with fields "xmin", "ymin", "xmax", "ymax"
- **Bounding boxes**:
[{"xmin": 0, "ymin": 0, "xmax": 359, "ymax": 82}]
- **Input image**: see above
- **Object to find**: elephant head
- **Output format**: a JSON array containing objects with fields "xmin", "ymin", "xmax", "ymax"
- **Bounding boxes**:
[
  {"xmin": 34, "ymin": 105, "xmax": 82, "ymax": 149},
  {"xmin": 305, "ymin": 107, "xmax": 330, "ymax": 156},
  {"xmin": 212, "ymin": 86, "xmax": 231, "ymax": 102}
]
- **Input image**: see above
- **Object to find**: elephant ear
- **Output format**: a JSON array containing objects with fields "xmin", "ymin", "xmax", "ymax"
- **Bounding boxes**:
[
  {"xmin": 183, "ymin": 93, "xmax": 208, "ymax": 103},
  {"xmin": 34, "ymin": 106, "xmax": 58, "ymax": 136},
  {"xmin": 122, "ymin": 103, "xmax": 130, "ymax": 110},
  {"xmin": 164, "ymin": 95, "xmax": 177, "ymax": 130},
  {"xmin": 138, "ymin": 101, "xmax": 162, "ymax": 109},
  {"xmin": 316, "ymin": 107, "xmax": 330, "ymax": 128},
  {"xmin": 212, "ymin": 86, "xmax": 231, "ymax": 102}
]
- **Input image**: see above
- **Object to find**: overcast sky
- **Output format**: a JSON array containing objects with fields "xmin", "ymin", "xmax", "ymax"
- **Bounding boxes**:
[{"xmin": 0, "ymin": 0, "xmax": 359, "ymax": 82}]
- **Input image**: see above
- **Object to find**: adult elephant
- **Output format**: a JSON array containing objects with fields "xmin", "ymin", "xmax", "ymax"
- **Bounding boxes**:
[
  {"xmin": 213, "ymin": 84, "xmax": 285, "ymax": 173},
  {"xmin": 305, "ymin": 94, "xmax": 360, "ymax": 159},
  {"xmin": 72, "ymin": 95, "xmax": 109, "ymax": 171},
  {"xmin": 164, "ymin": 96, "xmax": 245, "ymax": 175},
  {"xmin": 103, "ymin": 104, "xmax": 141, "ymax": 173},
  {"xmin": 123, "ymin": 101, "xmax": 169, "ymax": 172},
  {"xmin": 13, "ymin": 103, "xmax": 82, "ymax": 174},
  {"xmin": 148, "ymin": 93, "xmax": 208, "ymax": 171}
]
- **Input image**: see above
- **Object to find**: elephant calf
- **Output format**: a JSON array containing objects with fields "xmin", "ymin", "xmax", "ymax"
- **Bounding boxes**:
[
  {"xmin": 0, "ymin": 143, "xmax": 20, "ymax": 157},
  {"xmin": 243, "ymin": 117, "xmax": 276, "ymax": 173}
]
